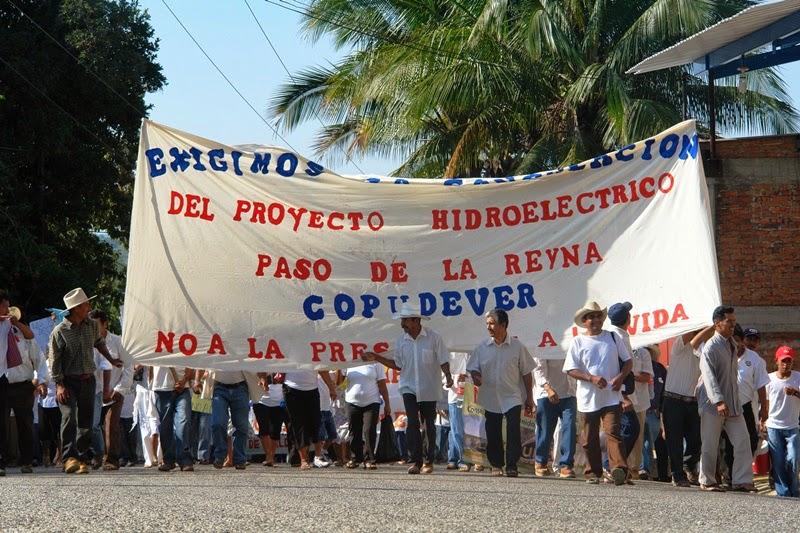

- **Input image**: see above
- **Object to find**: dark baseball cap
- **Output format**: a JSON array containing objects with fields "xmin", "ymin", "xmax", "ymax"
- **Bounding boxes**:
[{"xmin": 743, "ymin": 328, "xmax": 760, "ymax": 338}]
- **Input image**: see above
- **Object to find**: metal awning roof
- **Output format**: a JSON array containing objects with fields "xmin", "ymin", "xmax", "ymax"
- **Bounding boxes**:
[{"xmin": 627, "ymin": 0, "xmax": 800, "ymax": 76}]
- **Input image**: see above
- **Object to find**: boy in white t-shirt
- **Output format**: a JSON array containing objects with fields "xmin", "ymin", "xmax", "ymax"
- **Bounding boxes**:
[{"xmin": 765, "ymin": 345, "xmax": 800, "ymax": 498}]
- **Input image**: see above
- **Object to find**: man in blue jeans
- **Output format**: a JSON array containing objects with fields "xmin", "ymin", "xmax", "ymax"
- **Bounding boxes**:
[
  {"xmin": 533, "ymin": 357, "xmax": 577, "ymax": 478},
  {"xmin": 211, "ymin": 370, "xmax": 251, "ymax": 470},
  {"xmin": 765, "ymin": 345, "xmax": 800, "ymax": 498},
  {"xmin": 151, "ymin": 366, "xmax": 195, "ymax": 471}
]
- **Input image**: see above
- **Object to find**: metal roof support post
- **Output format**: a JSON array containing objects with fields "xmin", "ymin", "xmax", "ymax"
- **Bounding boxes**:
[{"xmin": 708, "ymin": 73, "xmax": 717, "ymax": 159}]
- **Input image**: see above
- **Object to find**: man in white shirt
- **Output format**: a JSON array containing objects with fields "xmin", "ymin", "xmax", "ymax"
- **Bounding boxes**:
[
  {"xmin": 563, "ymin": 301, "xmax": 632, "ymax": 486},
  {"xmin": 661, "ymin": 328, "xmax": 703, "ymax": 487},
  {"xmin": 4, "ymin": 306, "xmax": 47, "ymax": 473},
  {"xmin": 533, "ymin": 357, "xmax": 576, "ymax": 478},
  {"xmin": 90, "ymin": 310, "xmax": 133, "ymax": 471},
  {"xmin": 721, "ymin": 325, "xmax": 769, "ymax": 486},
  {"xmin": 468, "ymin": 309, "xmax": 534, "ymax": 478},
  {"xmin": 607, "ymin": 302, "xmax": 652, "ymax": 478},
  {"xmin": 364, "ymin": 302, "xmax": 453, "ymax": 475},
  {"xmin": 764, "ymin": 345, "xmax": 800, "ymax": 498},
  {"xmin": 152, "ymin": 365, "xmax": 195, "ymax": 471},
  {"xmin": 0, "ymin": 291, "xmax": 35, "ymax": 477}
]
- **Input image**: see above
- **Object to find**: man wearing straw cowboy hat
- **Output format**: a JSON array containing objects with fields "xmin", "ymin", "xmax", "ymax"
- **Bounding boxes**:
[
  {"xmin": 363, "ymin": 302, "xmax": 453, "ymax": 474},
  {"xmin": 563, "ymin": 301, "xmax": 632, "ymax": 485},
  {"xmin": 0, "ymin": 290, "xmax": 35, "ymax": 477},
  {"xmin": 48, "ymin": 287, "xmax": 121, "ymax": 474}
]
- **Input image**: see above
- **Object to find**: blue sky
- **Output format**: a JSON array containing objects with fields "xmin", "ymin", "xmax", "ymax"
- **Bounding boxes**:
[{"xmin": 141, "ymin": 0, "xmax": 800, "ymax": 177}]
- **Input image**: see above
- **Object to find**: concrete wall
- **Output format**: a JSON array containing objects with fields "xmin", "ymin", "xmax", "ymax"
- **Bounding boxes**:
[{"xmin": 702, "ymin": 136, "xmax": 800, "ymax": 369}]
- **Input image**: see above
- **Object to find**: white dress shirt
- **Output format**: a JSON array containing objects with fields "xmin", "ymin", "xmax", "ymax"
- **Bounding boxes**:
[
  {"xmin": 151, "ymin": 366, "xmax": 190, "ymax": 391},
  {"xmin": 100, "ymin": 332, "xmax": 134, "ymax": 395},
  {"xmin": 737, "ymin": 348, "xmax": 770, "ymax": 405},
  {"xmin": 664, "ymin": 335, "xmax": 701, "ymax": 398},
  {"xmin": 533, "ymin": 358, "xmax": 576, "ymax": 400},
  {"xmin": 467, "ymin": 335, "xmax": 535, "ymax": 413},
  {"xmin": 630, "ymin": 347, "xmax": 654, "ymax": 413},
  {"xmin": 388, "ymin": 326, "xmax": 448, "ymax": 402},
  {"xmin": 5, "ymin": 332, "xmax": 48, "ymax": 385}
]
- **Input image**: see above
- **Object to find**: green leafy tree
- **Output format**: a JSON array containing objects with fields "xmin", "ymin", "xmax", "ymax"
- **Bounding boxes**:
[
  {"xmin": 0, "ymin": 0, "xmax": 164, "ymax": 324},
  {"xmin": 272, "ymin": 0, "xmax": 797, "ymax": 178}
]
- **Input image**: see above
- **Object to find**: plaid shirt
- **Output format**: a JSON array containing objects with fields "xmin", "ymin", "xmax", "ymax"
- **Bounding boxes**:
[{"xmin": 48, "ymin": 317, "xmax": 107, "ymax": 383}]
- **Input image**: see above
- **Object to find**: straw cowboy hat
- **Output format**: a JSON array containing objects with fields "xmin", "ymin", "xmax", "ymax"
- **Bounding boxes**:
[
  {"xmin": 8, "ymin": 306, "xmax": 21, "ymax": 321},
  {"xmin": 392, "ymin": 302, "xmax": 430, "ymax": 321},
  {"xmin": 573, "ymin": 301, "xmax": 607, "ymax": 327},
  {"xmin": 63, "ymin": 287, "xmax": 96, "ymax": 310}
]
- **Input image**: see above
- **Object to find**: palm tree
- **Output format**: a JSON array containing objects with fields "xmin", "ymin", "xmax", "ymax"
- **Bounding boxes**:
[{"xmin": 271, "ymin": 0, "xmax": 798, "ymax": 178}]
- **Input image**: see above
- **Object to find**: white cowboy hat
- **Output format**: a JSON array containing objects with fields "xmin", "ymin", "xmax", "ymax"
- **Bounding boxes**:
[
  {"xmin": 645, "ymin": 344, "xmax": 661, "ymax": 360},
  {"xmin": 573, "ymin": 301, "xmax": 607, "ymax": 327},
  {"xmin": 8, "ymin": 306, "xmax": 21, "ymax": 321},
  {"xmin": 63, "ymin": 287, "xmax": 96, "ymax": 310},
  {"xmin": 392, "ymin": 302, "xmax": 430, "ymax": 321}
]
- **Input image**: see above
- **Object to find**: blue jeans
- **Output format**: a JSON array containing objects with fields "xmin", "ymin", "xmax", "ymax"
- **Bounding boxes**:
[
  {"xmin": 191, "ymin": 411, "xmax": 212, "ymax": 462},
  {"xmin": 534, "ymin": 396, "xmax": 577, "ymax": 467},
  {"xmin": 448, "ymin": 402, "xmax": 466, "ymax": 466},
  {"xmin": 155, "ymin": 389, "xmax": 193, "ymax": 466},
  {"xmin": 91, "ymin": 392, "xmax": 104, "ymax": 458},
  {"xmin": 768, "ymin": 427, "xmax": 800, "ymax": 497},
  {"xmin": 641, "ymin": 410, "xmax": 661, "ymax": 472},
  {"xmin": 211, "ymin": 382, "xmax": 250, "ymax": 466}
]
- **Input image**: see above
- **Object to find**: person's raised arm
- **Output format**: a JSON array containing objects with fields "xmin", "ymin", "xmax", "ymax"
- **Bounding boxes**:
[{"xmin": 690, "ymin": 325, "xmax": 715, "ymax": 351}]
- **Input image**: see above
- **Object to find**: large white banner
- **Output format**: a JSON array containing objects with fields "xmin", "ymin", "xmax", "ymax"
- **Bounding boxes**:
[{"xmin": 122, "ymin": 120, "xmax": 719, "ymax": 369}]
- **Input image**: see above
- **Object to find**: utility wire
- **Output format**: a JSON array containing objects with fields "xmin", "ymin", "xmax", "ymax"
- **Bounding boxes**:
[
  {"xmin": 243, "ymin": 0, "xmax": 365, "ymax": 173},
  {"xmin": 265, "ymin": 0, "xmax": 504, "ymax": 68},
  {"xmin": 0, "ymin": 53, "xmax": 133, "ymax": 170},
  {"xmin": 6, "ymin": 0, "xmax": 147, "ymax": 118},
  {"xmin": 160, "ymin": 0, "xmax": 301, "ymax": 154}
]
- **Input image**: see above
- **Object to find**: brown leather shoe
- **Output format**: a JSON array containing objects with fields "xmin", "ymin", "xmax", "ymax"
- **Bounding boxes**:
[
  {"xmin": 63, "ymin": 458, "xmax": 80, "ymax": 474},
  {"xmin": 421, "ymin": 463, "xmax": 434, "ymax": 474},
  {"xmin": 559, "ymin": 466, "xmax": 576, "ymax": 479},
  {"xmin": 76, "ymin": 462, "xmax": 90, "ymax": 474},
  {"xmin": 534, "ymin": 463, "xmax": 551, "ymax": 477}
]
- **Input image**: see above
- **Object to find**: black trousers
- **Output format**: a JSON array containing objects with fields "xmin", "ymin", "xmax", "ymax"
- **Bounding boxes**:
[
  {"xmin": 346, "ymin": 402, "xmax": 380, "ymax": 463},
  {"xmin": 662, "ymin": 396, "xmax": 701, "ymax": 481},
  {"xmin": 0, "ymin": 375, "xmax": 8, "ymax": 468},
  {"xmin": 284, "ymin": 386, "xmax": 320, "ymax": 449},
  {"xmin": 253, "ymin": 403, "xmax": 287, "ymax": 440},
  {"xmin": 723, "ymin": 401, "xmax": 759, "ymax": 475},
  {"xmin": 120, "ymin": 417, "xmax": 139, "ymax": 464},
  {"xmin": 402, "ymin": 393, "xmax": 436, "ymax": 467},
  {"xmin": 39, "ymin": 405, "xmax": 62, "ymax": 463},
  {"xmin": 6, "ymin": 381, "xmax": 35, "ymax": 465},
  {"xmin": 486, "ymin": 405, "xmax": 522, "ymax": 470},
  {"xmin": 59, "ymin": 375, "xmax": 96, "ymax": 462}
]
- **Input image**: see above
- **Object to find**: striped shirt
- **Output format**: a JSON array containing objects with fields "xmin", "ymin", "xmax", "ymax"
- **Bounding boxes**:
[
  {"xmin": 664, "ymin": 336, "xmax": 701, "ymax": 398},
  {"xmin": 48, "ymin": 317, "xmax": 106, "ymax": 383}
]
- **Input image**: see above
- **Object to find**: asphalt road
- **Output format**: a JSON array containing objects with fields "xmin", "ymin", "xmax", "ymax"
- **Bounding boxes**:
[{"xmin": 1, "ymin": 464, "xmax": 797, "ymax": 532}]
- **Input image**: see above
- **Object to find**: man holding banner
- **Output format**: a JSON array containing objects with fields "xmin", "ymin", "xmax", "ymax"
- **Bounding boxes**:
[
  {"xmin": 467, "ymin": 309, "xmax": 535, "ymax": 478},
  {"xmin": 364, "ymin": 303, "xmax": 452, "ymax": 475}
]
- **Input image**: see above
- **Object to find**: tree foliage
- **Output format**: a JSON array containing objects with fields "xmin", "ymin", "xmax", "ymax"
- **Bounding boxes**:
[
  {"xmin": 0, "ymin": 0, "xmax": 164, "ymax": 322},
  {"xmin": 271, "ymin": 0, "xmax": 798, "ymax": 178}
]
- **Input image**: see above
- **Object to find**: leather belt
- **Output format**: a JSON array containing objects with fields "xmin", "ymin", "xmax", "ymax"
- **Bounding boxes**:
[
  {"xmin": 217, "ymin": 381, "xmax": 246, "ymax": 389},
  {"xmin": 663, "ymin": 391, "xmax": 696, "ymax": 403}
]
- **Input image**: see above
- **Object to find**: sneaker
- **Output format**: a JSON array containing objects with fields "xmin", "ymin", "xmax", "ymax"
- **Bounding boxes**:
[
  {"xmin": 458, "ymin": 464, "xmax": 471, "ymax": 472},
  {"xmin": 446, "ymin": 462, "xmax": 457, "ymax": 470},
  {"xmin": 76, "ymin": 462, "xmax": 90, "ymax": 474},
  {"xmin": 611, "ymin": 467, "xmax": 626, "ymax": 486},
  {"xmin": 534, "ymin": 463, "xmax": 551, "ymax": 477},
  {"xmin": 20, "ymin": 465, "xmax": 33, "ymax": 474},
  {"xmin": 559, "ymin": 466, "xmax": 576, "ymax": 479},
  {"xmin": 407, "ymin": 465, "xmax": 421, "ymax": 475},
  {"xmin": 421, "ymin": 463, "xmax": 434, "ymax": 474},
  {"xmin": 63, "ymin": 458, "xmax": 80, "ymax": 474},
  {"xmin": 491, "ymin": 467, "xmax": 504, "ymax": 477},
  {"xmin": 313, "ymin": 456, "xmax": 331, "ymax": 468},
  {"xmin": 638, "ymin": 470, "xmax": 649, "ymax": 481}
]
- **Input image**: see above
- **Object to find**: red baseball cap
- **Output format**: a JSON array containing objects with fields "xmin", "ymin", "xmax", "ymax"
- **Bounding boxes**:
[{"xmin": 775, "ymin": 345, "xmax": 796, "ymax": 362}]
